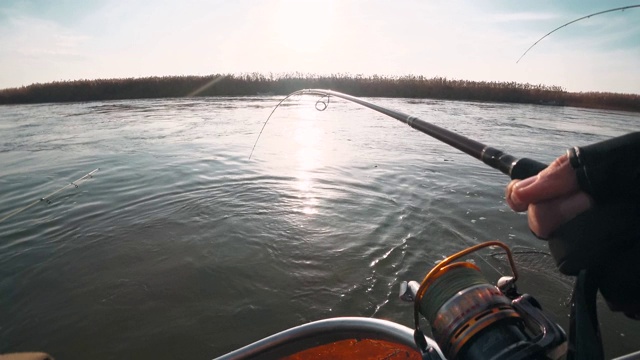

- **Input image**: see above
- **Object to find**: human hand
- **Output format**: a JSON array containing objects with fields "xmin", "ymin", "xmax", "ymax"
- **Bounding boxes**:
[{"xmin": 505, "ymin": 154, "xmax": 594, "ymax": 239}]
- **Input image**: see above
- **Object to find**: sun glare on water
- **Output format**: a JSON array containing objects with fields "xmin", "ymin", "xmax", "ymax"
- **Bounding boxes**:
[{"xmin": 293, "ymin": 105, "xmax": 325, "ymax": 215}]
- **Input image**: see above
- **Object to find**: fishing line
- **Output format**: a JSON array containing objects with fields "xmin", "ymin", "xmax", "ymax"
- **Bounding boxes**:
[
  {"xmin": 248, "ymin": 92, "xmax": 331, "ymax": 160},
  {"xmin": 491, "ymin": 249, "xmax": 551, "ymax": 257},
  {"xmin": 446, "ymin": 227, "xmax": 508, "ymax": 278},
  {"xmin": 249, "ymin": 93, "xmax": 301, "ymax": 160},
  {"xmin": 447, "ymin": 234, "xmax": 560, "ymax": 279},
  {"xmin": 0, "ymin": 168, "xmax": 99, "ymax": 223},
  {"xmin": 517, "ymin": 5, "xmax": 640, "ymax": 63}
]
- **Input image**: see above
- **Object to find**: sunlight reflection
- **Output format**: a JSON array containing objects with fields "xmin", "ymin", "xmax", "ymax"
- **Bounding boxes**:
[
  {"xmin": 293, "ymin": 105, "xmax": 324, "ymax": 215},
  {"xmin": 297, "ymin": 175, "xmax": 320, "ymax": 215}
]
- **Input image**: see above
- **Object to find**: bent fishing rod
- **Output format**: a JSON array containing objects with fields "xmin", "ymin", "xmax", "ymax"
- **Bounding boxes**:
[
  {"xmin": 251, "ymin": 89, "xmax": 546, "ymax": 180},
  {"xmin": 0, "ymin": 168, "xmax": 100, "ymax": 223}
]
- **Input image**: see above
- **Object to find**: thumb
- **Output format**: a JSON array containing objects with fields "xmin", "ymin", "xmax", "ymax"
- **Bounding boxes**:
[{"xmin": 512, "ymin": 154, "xmax": 579, "ymax": 204}]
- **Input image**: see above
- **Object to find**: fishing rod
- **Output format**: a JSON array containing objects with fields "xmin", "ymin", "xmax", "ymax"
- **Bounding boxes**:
[
  {"xmin": 0, "ymin": 168, "xmax": 100, "ymax": 223},
  {"xmin": 247, "ymin": 94, "xmax": 573, "ymax": 359},
  {"xmin": 250, "ymin": 89, "xmax": 546, "ymax": 180},
  {"xmin": 254, "ymin": 90, "xmax": 639, "ymax": 274},
  {"xmin": 517, "ymin": 5, "xmax": 640, "ymax": 63},
  {"xmin": 251, "ymin": 90, "xmax": 640, "ymax": 358}
]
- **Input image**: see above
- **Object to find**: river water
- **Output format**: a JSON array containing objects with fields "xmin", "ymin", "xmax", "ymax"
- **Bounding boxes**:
[{"xmin": 1, "ymin": 96, "xmax": 639, "ymax": 359}]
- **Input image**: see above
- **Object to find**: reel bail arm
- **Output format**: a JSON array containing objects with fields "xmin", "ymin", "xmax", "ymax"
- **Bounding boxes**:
[{"xmin": 408, "ymin": 241, "xmax": 566, "ymax": 360}]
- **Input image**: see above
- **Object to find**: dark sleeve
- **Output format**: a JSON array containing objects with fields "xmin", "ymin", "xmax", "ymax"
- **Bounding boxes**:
[{"xmin": 568, "ymin": 132, "xmax": 640, "ymax": 205}]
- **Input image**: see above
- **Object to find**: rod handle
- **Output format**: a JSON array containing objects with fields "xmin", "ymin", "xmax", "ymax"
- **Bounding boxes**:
[
  {"xmin": 510, "ymin": 148, "xmax": 640, "ymax": 312},
  {"xmin": 509, "ymin": 157, "xmax": 640, "ymax": 282},
  {"xmin": 510, "ymin": 158, "xmax": 548, "ymax": 180}
]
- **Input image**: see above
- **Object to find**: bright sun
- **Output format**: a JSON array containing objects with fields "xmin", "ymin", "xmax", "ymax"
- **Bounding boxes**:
[{"xmin": 272, "ymin": 0, "xmax": 336, "ymax": 54}]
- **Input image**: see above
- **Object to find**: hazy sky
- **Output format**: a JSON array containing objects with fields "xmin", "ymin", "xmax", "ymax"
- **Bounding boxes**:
[{"xmin": 1, "ymin": 0, "xmax": 638, "ymax": 93}]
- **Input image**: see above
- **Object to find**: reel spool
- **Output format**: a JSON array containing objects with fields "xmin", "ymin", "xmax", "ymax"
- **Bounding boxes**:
[{"xmin": 413, "ymin": 241, "xmax": 567, "ymax": 360}]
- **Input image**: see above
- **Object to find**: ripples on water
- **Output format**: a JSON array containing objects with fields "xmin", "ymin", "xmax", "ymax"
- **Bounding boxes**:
[{"xmin": 1, "ymin": 97, "xmax": 639, "ymax": 358}]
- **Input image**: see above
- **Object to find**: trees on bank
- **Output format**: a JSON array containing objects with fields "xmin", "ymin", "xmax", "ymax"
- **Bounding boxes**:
[{"xmin": 0, "ymin": 73, "xmax": 638, "ymax": 112}]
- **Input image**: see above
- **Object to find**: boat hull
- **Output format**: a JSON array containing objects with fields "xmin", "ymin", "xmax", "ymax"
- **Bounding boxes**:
[{"xmin": 214, "ymin": 317, "xmax": 444, "ymax": 360}]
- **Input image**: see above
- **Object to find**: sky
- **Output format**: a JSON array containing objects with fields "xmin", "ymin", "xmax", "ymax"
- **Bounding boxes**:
[{"xmin": 0, "ymin": 0, "xmax": 639, "ymax": 93}]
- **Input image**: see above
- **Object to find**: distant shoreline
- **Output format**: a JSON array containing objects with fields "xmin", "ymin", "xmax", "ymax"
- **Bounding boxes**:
[{"xmin": 1, "ymin": 73, "xmax": 639, "ymax": 112}]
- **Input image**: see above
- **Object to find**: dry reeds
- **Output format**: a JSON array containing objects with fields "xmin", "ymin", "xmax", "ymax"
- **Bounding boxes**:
[{"xmin": 0, "ymin": 73, "xmax": 638, "ymax": 112}]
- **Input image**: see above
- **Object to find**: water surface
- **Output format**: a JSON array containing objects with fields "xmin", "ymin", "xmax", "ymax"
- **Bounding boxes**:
[{"xmin": 1, "ymin": 97, "xmax": 639, "ymax": 358}]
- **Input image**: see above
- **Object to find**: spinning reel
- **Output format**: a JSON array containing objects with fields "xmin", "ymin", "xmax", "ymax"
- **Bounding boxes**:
[{"xmin": 401, "ymin": 241, "xmax": 567, "ymax": 360}]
